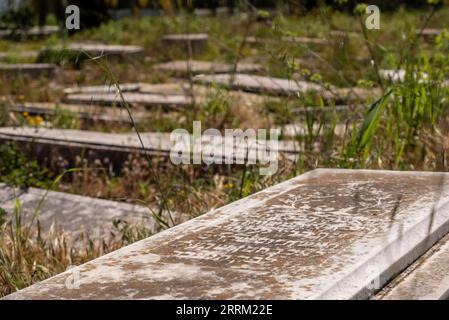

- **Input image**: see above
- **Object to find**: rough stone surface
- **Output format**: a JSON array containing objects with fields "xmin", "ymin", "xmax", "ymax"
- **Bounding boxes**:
[
  {"xmin": 44, "ymin": 43, "xmax": 144, "ymax": 58},
  {"xmin": 66, "ymin": 92, "xmax": 192, "ymax": 108},
  {"xmin": 245, "ymin": 36, "xmax": 330, "ymax": 46},
  {"xmin": 0, "ymin": 127, "xmax": 299, "ymax": 164},
  {"xmin": 376, "ymin": 233, "xmax": 449, "ymax": 300},
  {"xmin": 0, "ymin": 183, "xmax": 173, "ymax": 239},
  {"xmin": 194, "ymin": 73, "xmax": 325, "ymax": 96},
  {"xmin": 63, "ymin": 83, "xmax": 142, "ymax": 95},
  {"xmin": 0, "ymin": 26, "xmax": 59, "ymax": 39},
  {"xmin": 0, "ymin": 63, "xmax": 56, "ymax": 76},
  {"xmin": 153, "ymin": 60, "xmax": 262, "ymax": 74},
  {"xmin": 4, "ymin": 169, "xmax": 449, "ymax": 300}
]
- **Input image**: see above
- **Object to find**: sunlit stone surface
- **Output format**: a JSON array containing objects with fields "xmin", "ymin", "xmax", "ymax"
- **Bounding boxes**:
[
  {"xmin": 4, "ymin": 169, "xmax": 449, "ymax": 300},
  {"xmin": 153, "ymin": 60, "xmax": 262, "ymax": 74},
  {"xmin": 0, "ymin": 184, "xmax": 177, "ymax": 239},
  {"xmin": 194, "ymin": 73, "xmax": 326, "ymax": 95},
  {"xmin": 41, "ymin": 43, "xmax": 144, "ymax": 59},
  {"xmin": 0, "ymin": 127, "xmax": 299, "ymax": 166},
  {"xmin": 376, "ymin": 233, "xmax": 449, "ymax": 300},
  {"xmin": 66, "ymin": 92, "xmax": 193, "ymax": 107}
]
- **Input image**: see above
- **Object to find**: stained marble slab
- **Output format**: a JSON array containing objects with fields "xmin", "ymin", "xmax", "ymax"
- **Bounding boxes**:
[
  {"xmin": 194, "ymin": 73, "xmax": 326, "ymax": 96},
  {"xmin": 0, "ymin": 184, "xmax": 179, "ymax": 240},
  {"xmin": 153, "ymin": 60, "xmax": 262, "ymax": 75},
  {"xmin": 4, "ymin": 169, "xmax": 449, "ymax": 300},
  {"xmin": 42, "ymin": 43, "xmax": 144, "ymax": 59},
  {"xmin": 0, "ymin": 26, "xmax": 59, "ymax": 40},
  {"xmin": 63, "ymin": 83, "xmax": 142, "ymax": 95},
  {"xmin": 66, "ymin": 92, "xmax": 193, "ymax": 108},
  {"xmin": 376, "ymin": 233, "xmax": 449, "ymax": 300},
  {"xmin": 0, "ymin": 127, "xmax": 300, "ymax": 171},
  {"xmin": 245, "ymin": 36, "xmax": 330, "ymax": 46}
]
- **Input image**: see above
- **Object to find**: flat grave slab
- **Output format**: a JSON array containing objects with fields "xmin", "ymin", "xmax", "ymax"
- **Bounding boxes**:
[
  {"xmin": 0, "ymin": 127, "xmax": 300, "ymax": 170},
  {"xmin": 0, "ymin": 183, "xmax": 16, "ymax": 203},
  {"xmin": 42, "ymin": 43, "xmax": 144, "ymax": 59},
  {"xmin": 4, "ymin": 169, "xmax": 449, "ymax": 299},
  {"xmin": 66, "ymin": 92, "xmax": 193, "ymax": 108},
  {"xmin": 329, "ymin": 30, "xmax": 360, "ymax": 38},
  {"xmin": 64, "ymin": 83, "xmax": 268, "ymax": 107},
  {"xmin": 152, "ymin": 60, "xmax": 263, "ymax": 74},
  {"xmin": 0, "ymin": 63, "xmax": 56, "ymax": 77},
  {"xmin": 64, "ymin": 82, "xmax": 187, "ymax": 96},
  {"xmin": 135, "ymin": 83, "xmax": 270, "ymax": 107},
  {"xmin": 9, "ymin": 102, "xmax": 151, "ymax": 123},
  {"xmin": 245, "ymin": 35, "xmax": 330, "ymax": 46},
  {"xmin": 0, "ymin": 26, "xmax": 59, "ymax": 40},
  {"xmin": 376, "ymin": 233, "xmax": 449, "ymax": 300},
  {"xmin": 193, "ymin": 73, "xmax": 326, "ymax": 96},
  {"xmin": 0, "ymin": 183, "xmax": 179, "ymax": 240},
  {"xmin": 63, "ymin": 83, "xmax": 142, "ymax": 95},
  {"xmin": 0, "ymin": 126, "xmax": 171, "ymax": 155},
  {"xmin": 162, "ymin": 34, "xmax": 209, "ymax": 54}
]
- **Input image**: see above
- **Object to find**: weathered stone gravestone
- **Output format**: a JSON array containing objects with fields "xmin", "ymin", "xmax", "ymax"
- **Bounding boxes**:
[
  {"xmin": 63, "ymin": 83, "xmax": 142, "ymax": 95},
  {"xmin": 64, "ymin": 82, "xmax": 186, "ymax": 96},
  {"xmin": 245, "ymin": 35, "xmax": 330, "ymax": 46},
  {"xmin": 63, "ymin": 82, "xmax": 268, "ymax": 108},
  {"xmin": 376, "ymin": 233, "xmax": 449, "ymax": 300},
  {"xmin": 10, "ymin": 102, "xmax": 151, "ymax": 123},
  {"xmin": 0, "ymin": 183, "xmax": 181, "ymax": 241},
  {"xmin": 0, "ymin": 126, "xmax": 300, "ymax": 170},
  {"xmin": 0, "ymin": 63, "xmax": 56, "ymax": 77},
  {"xmin": 0, "ymin": 127, "xmax": 172, "ymax": 173},
  {"xmin": 162, "ymin": 34, "xmax": 209, "ymax": 55},
  {"xmin": 3, "ymin": 169, "xmax": 449, "ymax": 299},
  {"xmin": 153, "ymin": 60, "xmax": 263, "ymax": 75},
  {"xmin": 194, "ymin": 73, "xmax": 326, "ymax": 96},
  {"xmin": 66, "ymin": 92, "xmax": 193, "ymax": 108},
  {"xmin": 0, "ymin": 26, "xmax": 59, "ymax": 40},
  {"xmin": 40, "ymin": 43, "xmax": 144, "ymax": 64},
  {"xmin": 330, "ymin": 30, "xmax": 361, "ymax": 38}
]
